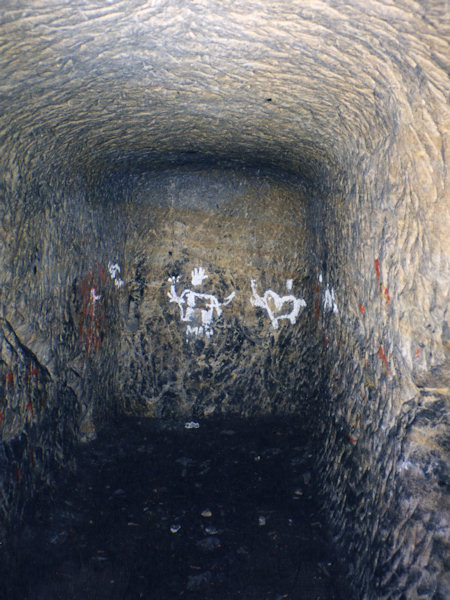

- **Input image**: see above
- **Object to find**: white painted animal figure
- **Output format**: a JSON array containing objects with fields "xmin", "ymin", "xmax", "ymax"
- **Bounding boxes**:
[
  {"xmin": 250, "ymin": 279, "xmax": 306, "ymax": 329},
  {"xmin": 168, "ymin": 268, "xmax": 235, "ymax": 338}
]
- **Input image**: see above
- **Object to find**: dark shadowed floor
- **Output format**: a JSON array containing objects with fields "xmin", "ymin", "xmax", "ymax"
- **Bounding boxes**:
[{"xmin": 8, "ymin": 415, "xmax": 346, "ymax": 599}]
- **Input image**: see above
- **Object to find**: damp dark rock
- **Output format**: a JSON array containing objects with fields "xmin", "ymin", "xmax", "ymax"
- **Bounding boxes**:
[{"xmin": 6, "ymin": 417, "xmax": 346, "ymax": 599}]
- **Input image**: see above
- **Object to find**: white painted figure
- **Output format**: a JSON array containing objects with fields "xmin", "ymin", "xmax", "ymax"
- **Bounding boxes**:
[
  {"xmin": 90, "ymin": 287, "xmax": 102, "ymax": 306},
  {"xmin": 250, "ymin": 279, "xmax": 306, "ymax": 329},
  {"xmin": 108, "ymin": 261, "xmax": 124, "ymax": 289},
  {"xmin": 323, "ymin": 284, "xmax": 339, "ymax": 314},
  {"xmin": 168, "ymin": 267, "xmax": 235, "ymax": 339},
  {"xmin": 319, "ymin": 273, "xmax": 338, "ymax": 314}
]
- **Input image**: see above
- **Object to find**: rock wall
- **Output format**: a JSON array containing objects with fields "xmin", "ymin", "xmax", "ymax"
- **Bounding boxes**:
[
  {"xmin": 115, "ymin": 167, "xmax": 319, "ymax": 418},
  {"xmin": 0, "ymin": 1, "xmax": 448, "ymax": 598}
]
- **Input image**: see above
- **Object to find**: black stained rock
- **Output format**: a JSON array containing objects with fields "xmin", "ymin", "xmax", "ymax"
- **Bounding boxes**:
[{"xmin": 4, "ymin": 415, "xmax": 346, "ymax": 600}]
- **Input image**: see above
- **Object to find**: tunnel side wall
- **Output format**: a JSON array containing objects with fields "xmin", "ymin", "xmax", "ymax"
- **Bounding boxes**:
[
  {"xmin": 313, "ymin": 116, "xmax": 448, "ymax": 597},
  {"xmin": 0, "ymin": 169, "xmax": 125, "ymax": 552}
]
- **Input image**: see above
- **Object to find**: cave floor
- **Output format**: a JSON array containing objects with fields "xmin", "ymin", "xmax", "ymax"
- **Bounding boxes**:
[{"xmin": 13, "ymin": 415, "xmax": 345, "ymax": 599}]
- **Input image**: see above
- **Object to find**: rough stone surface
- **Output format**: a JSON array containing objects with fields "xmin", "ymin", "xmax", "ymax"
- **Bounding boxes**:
[
  {"xmin": 117, "ymin": 167, "xmax": 317, "ymax": 418},
  {"xmin": 0, "ymin": 1, "xmax": 448, "ymax": 599}
]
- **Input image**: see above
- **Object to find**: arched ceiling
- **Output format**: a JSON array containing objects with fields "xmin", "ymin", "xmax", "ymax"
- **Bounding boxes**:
[{"xmin": 1, "ymin": 0, "xmax": 446, "ymax": 182}]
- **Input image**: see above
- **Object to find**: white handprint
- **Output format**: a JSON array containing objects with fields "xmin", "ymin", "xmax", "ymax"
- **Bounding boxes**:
[{"xmin": 191, "ymin": 267, "xmax": 208, "ymax": 287}]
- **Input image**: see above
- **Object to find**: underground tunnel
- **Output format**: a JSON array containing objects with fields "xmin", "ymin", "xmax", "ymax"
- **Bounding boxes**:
[{"xmin": 0, "ymin": 0, "xmax": 448, "ymax": 598}]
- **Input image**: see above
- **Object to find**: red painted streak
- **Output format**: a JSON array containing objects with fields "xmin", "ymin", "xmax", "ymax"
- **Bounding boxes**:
[
  {"xmin": 0, "ymin": 411, "xmax": 3, "ymax": 425},
  {"xmin": 98, "ymin": 263, "xmax": 107, "ymax": 283},
  {"xmin": 378, "ymin": 345, "xmax": 389, "ymax": 374},
  {"xmin": 27, "ymin": 400, "xmax": 34, "ymax": 416},
  {"xmin": 384, "ymin": 288, "xmax": 391, "ymax": 305},
  {"xmin": 5, "ymin": 372, "xmax": 14, "ymax": 387},
  {"xmin": 315, "ymin": 298, "xmax": 320, "ymax": 320},
  {"xmin": 374, "ymin": 259, "xmax": 380, "ymax": 282},
  {"xmin": 347, "ymin": 433, "xmax": 358, "ymax": 445},
  {"xmin": 359, "ymin": 304, "xmax": 365, "ymax": 315},
  {"xmin": 78, "ymin": 274, "xmax": 104, "ymax": 355},
  {"xmin": 26, "ymin": 364, "xmax": 39, "ymax": 384},
  {"xmin": 416, "ymin": 348, "xmax": 421, "ymax": 358}
]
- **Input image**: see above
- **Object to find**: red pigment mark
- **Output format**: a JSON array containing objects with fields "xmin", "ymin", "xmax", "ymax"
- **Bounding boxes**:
[
  {"xmin": 416, "ymin": 348, "xmax": 421, "ymax": 358},
  {"xmin": 27, "ymin": 400, "xmax": 34, "ymax": 417},
  {"xmin": 383, "ymin": 288, "xmax": 391, "ymax": 305},
  {"xmin": 315, "ymin": 298, "xmax": 320, "ymax": 320},
  {"xmin": 98, "ymin": 263, "xmax": 107, "ymax": 283},
  {"xmin": 347, "ymin": 433, "xmax": 358, "ymax": 445},
  {"xmin": 374, "ymin": 259, "xmax": 380, "ymax": 282},
  {"xmin": 5, "ymin": 371, "xmax": 14, "ymax": 387},
  {"xmin": 359, "ymin": 304, "xmax": 365, "ymax": 316},
  {"xmin": 78, "ymin": 270, "xmax": 105, "ymax": 355},
  {"xmin": 26, "ymin": 364, "xmax": 39, "ymax": 385},
  {"xmin": 0, "ymin": 411, "xmax": 3, "ymax": 425},
  {"xmin": 378, "ymin": 345, "xmax": 389, "ymax": 374}
]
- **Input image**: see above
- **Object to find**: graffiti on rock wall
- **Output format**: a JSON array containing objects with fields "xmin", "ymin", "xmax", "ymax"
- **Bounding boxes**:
[
  {"xmin": 108, "ymin": 261, "xmax": 124, "ymax": 289},
  {"xmin": 77, "ymin": 266, "xmax": 105, "ymax": 355},
  {"xmin": 77, "ymin": 261, "xmax": 124, "ymax": 354},
  {"xmin": 374, "ymin": 258, "xmax": 381, "ymax": 283},
  {"xmin": 250, "ymin": 279, "xmax": 306, "ymax": 329},
  {"xmin": 318, "ymin": 274, "xmax": 339, "ymax": 315},
  {"xmin": 82, "ymin": 286, "xmax": 102, "ymax": 354},
  {"xmin": 323, "ymin": 283, "xmax": 339, "ymax": 314},
  {"xmin": 167, "ymin": 272, "xmax": 307, "ymax": 335},
  {"xmin": 378, "ymin": 345, "xmax": 389, "ymax": 375},
  {"xmin": 314, "ymin": 273, "xmax": 339, "ymax": 348},
  {"xmin": 168, "ymin": 267, "xmax": 235, "ymax": 339},
  {"xmin": 374, "ymin": 257, "xmax": 391, "ymax": 306}
]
